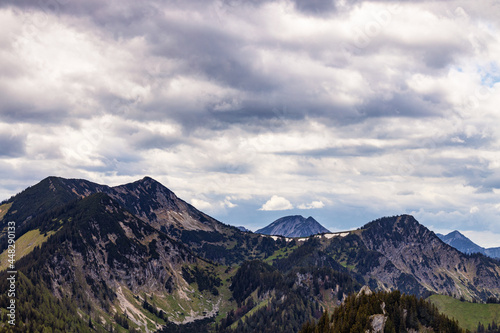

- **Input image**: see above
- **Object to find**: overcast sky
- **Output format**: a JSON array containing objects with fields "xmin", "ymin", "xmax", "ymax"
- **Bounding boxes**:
[{"xmin": 1, "ymin": 0, "xmax": 500, "ymax": 247}]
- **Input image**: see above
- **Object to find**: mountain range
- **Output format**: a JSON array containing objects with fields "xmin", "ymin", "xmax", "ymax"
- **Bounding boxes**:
[
  {"xmin": 255, "ymin": 215, "xmax": 330, "ymax": 237},
  {"xmin": 1, "ymin": 176, "xmax": 500, "ymax": 332},
  {"xmin": 437, "ymin": 230, "xmax": 500, "ymax": 259}
]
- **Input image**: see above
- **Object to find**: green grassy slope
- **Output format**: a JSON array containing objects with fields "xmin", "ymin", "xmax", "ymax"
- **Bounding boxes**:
[
  {"xmin": 0, "ymin": 229, "xmax": 56, "ymax": 271},
  {"xmin": 428, "ymin": 294, "xmax": 500, "ymax": 331},
  {"xmin": 0, "ymin": 202, "xmax": 12, "ymax": 222}
]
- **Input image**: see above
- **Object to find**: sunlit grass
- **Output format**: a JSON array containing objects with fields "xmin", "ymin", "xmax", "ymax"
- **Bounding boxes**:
[{"xmin": 428, "ymin": 294, "xmax": 500, "ymax": 331}]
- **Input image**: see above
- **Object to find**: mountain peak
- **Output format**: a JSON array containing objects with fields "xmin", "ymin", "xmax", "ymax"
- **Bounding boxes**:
[
  {"xmin": 362, "ymin": 214, "xmax": 421, "ymax": 231},
  {"xmin": 437, "ymin": 230, "xmax": 486, "ymax": 256},
  {"xmin": 256, "ymin": 215, "xmax": 330, "ymax": 237},
  {"xmin": 125, "ymin": 176, "xmax": 165, "ymax": 188},
  {"xmin": 448, "ymin": 230, "xmax": 466, "ymax": 238},
  {"xmin": 138, "ymin": 176, "xmax": 159, "ymax": 184}
]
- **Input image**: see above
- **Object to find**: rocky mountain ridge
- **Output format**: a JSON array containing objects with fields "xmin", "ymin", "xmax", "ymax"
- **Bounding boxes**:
[{"xmin": 359, "ymin": 215, "xmax": 500, "ymax": 300}]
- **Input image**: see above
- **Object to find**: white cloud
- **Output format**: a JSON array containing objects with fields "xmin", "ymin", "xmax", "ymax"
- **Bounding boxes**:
[
  {"xmin": 259, "ymin": 195, "xmax": 294, "ymax": 211},
  {"xmin": 189, "ymin": 196, "xmax": 237, "ymax": 215},
  {"xmin": 190, "ymin": 198, "xmax": 212, "ymax": 211},
  {"xmin": 298, "ymin": 200, "xmax": 325, "ymax": 210},
  {"xmin": 223, "ymin": 197, "xmax": 237, "ymax": 208},
  {"xmin": 461, "ymin": 230, "xmax": 500, "ymax": 249}
]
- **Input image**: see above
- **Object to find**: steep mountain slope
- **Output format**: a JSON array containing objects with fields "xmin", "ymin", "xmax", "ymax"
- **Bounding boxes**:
[
  {"xmin": 14, "ymin": 193, "xmax": 224, "ymax": 331},
  {"xmin": 0, "ymin": 176, "xmax": 111, "ymax": 251},
  {"xmin": 256, "ymin": 215, "xmax": 330, "ymax": 237},
  {"xmin": 109, "ymin": 177, "xmax": 225, "ymax": 233},
  {"xmin": 359, "ymin": 215, "xmax": 500, "ymax": 301},
  {"xmin": 438, "ymin": 230, "xmax": 500, "ymax": 259},
  {"xmin": 216, "ymin": 259, "xmax": 361, "ymax": 333},
  {"xmin": 0, "ymin": 270, "xmax": 92, "ymax": 332},
  {"xmin": 108, "ymin": 177, "xmax": 273, "ymax": 265},
  {"xmin": 0, "ymin": 177, "xmax": 295, "ymax": 331}
]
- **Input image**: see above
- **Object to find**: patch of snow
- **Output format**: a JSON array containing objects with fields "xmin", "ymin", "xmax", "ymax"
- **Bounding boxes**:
[{"xmin": 322, "ymin": 232, "xmax": 350, "ymax": 239}]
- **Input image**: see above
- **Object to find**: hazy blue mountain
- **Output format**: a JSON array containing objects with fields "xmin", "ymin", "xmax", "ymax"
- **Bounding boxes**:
[
  {"xmin": 256, "ymin": 215, "xmax": 330, "ymax": 237},
  {"xmin": 436, "ymin": 230, "xmax": 485, "ymax": 254},
  {"xmin": 485, "ymin": 247, "xmax": 500, "ymax": 258},
  {"xmin": 437, "ymin": 230, "xmax": 500, "ymax": 259}
]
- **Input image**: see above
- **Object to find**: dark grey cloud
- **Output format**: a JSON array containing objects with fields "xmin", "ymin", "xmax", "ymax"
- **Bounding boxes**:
[
  {"xmin": 292, "ymin": 0, "xmax": 337, "ymax": 16},
  {"xmin": 278, "ymin": 145, "xmax": 385, "ymax": 158},
  {"xmin": 1, "ymin": 0, "xmax": 469, "ymax": 132},
  {"xmin": 357, "ymin": 92, "xmax": 447, "ymax": 119},
  {"xmin": 0, "ymin": 104, "xmax": 69, "ymax": 124},
  {"xmin": 207, "ymin": 162, "xmax": 252, "ymax": 175},
  {"xmin": 123, "ymin": 127, "xmax": 184, "ymax": 150},
  {"xmin": 0, "ymin": 132, "xmax": 26, "ymax": 157},
  {"xmin": 470, "ymin": 176, "xmax": 500, "ymax": 193}
]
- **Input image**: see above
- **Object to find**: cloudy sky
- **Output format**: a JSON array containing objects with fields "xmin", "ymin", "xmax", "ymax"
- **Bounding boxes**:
[{"xmin": 1, "ymin": 0, "xmax": 500, "ymax": 247}]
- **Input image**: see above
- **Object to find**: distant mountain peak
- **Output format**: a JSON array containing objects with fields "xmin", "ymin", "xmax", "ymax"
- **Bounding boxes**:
[
  {"xmin": 437, "ymin": 230, "xmax": 500, "ymax": 258},
  {"xmin": 437, "ymin": 230, "xmax": 484, "ymax": 255},
  {"xmin": 256, "ymin": 215, "xmax": 330, "ymax": 237},
  {"xmin": 448, "ymin": 230, "xmax": 466, "ymax": 238}
]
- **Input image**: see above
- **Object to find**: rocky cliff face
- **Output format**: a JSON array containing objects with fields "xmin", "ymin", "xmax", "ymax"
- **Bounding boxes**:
[
  {"xmin": 359, "ymin": 215, "xmax": 500, "ymax": 301},
  {"xmin": 256, "ymin": 215, "xmax": 330, "ymax": 237},
  {"xmin": 109, "ymin": 177, "xmax": 224, "ymax": 233}
]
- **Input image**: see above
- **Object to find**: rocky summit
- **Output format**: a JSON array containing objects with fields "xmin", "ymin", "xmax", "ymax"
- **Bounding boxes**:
[{"xmin": 256, "ymin": 215, "xmax": 330, "ymax": 237}]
